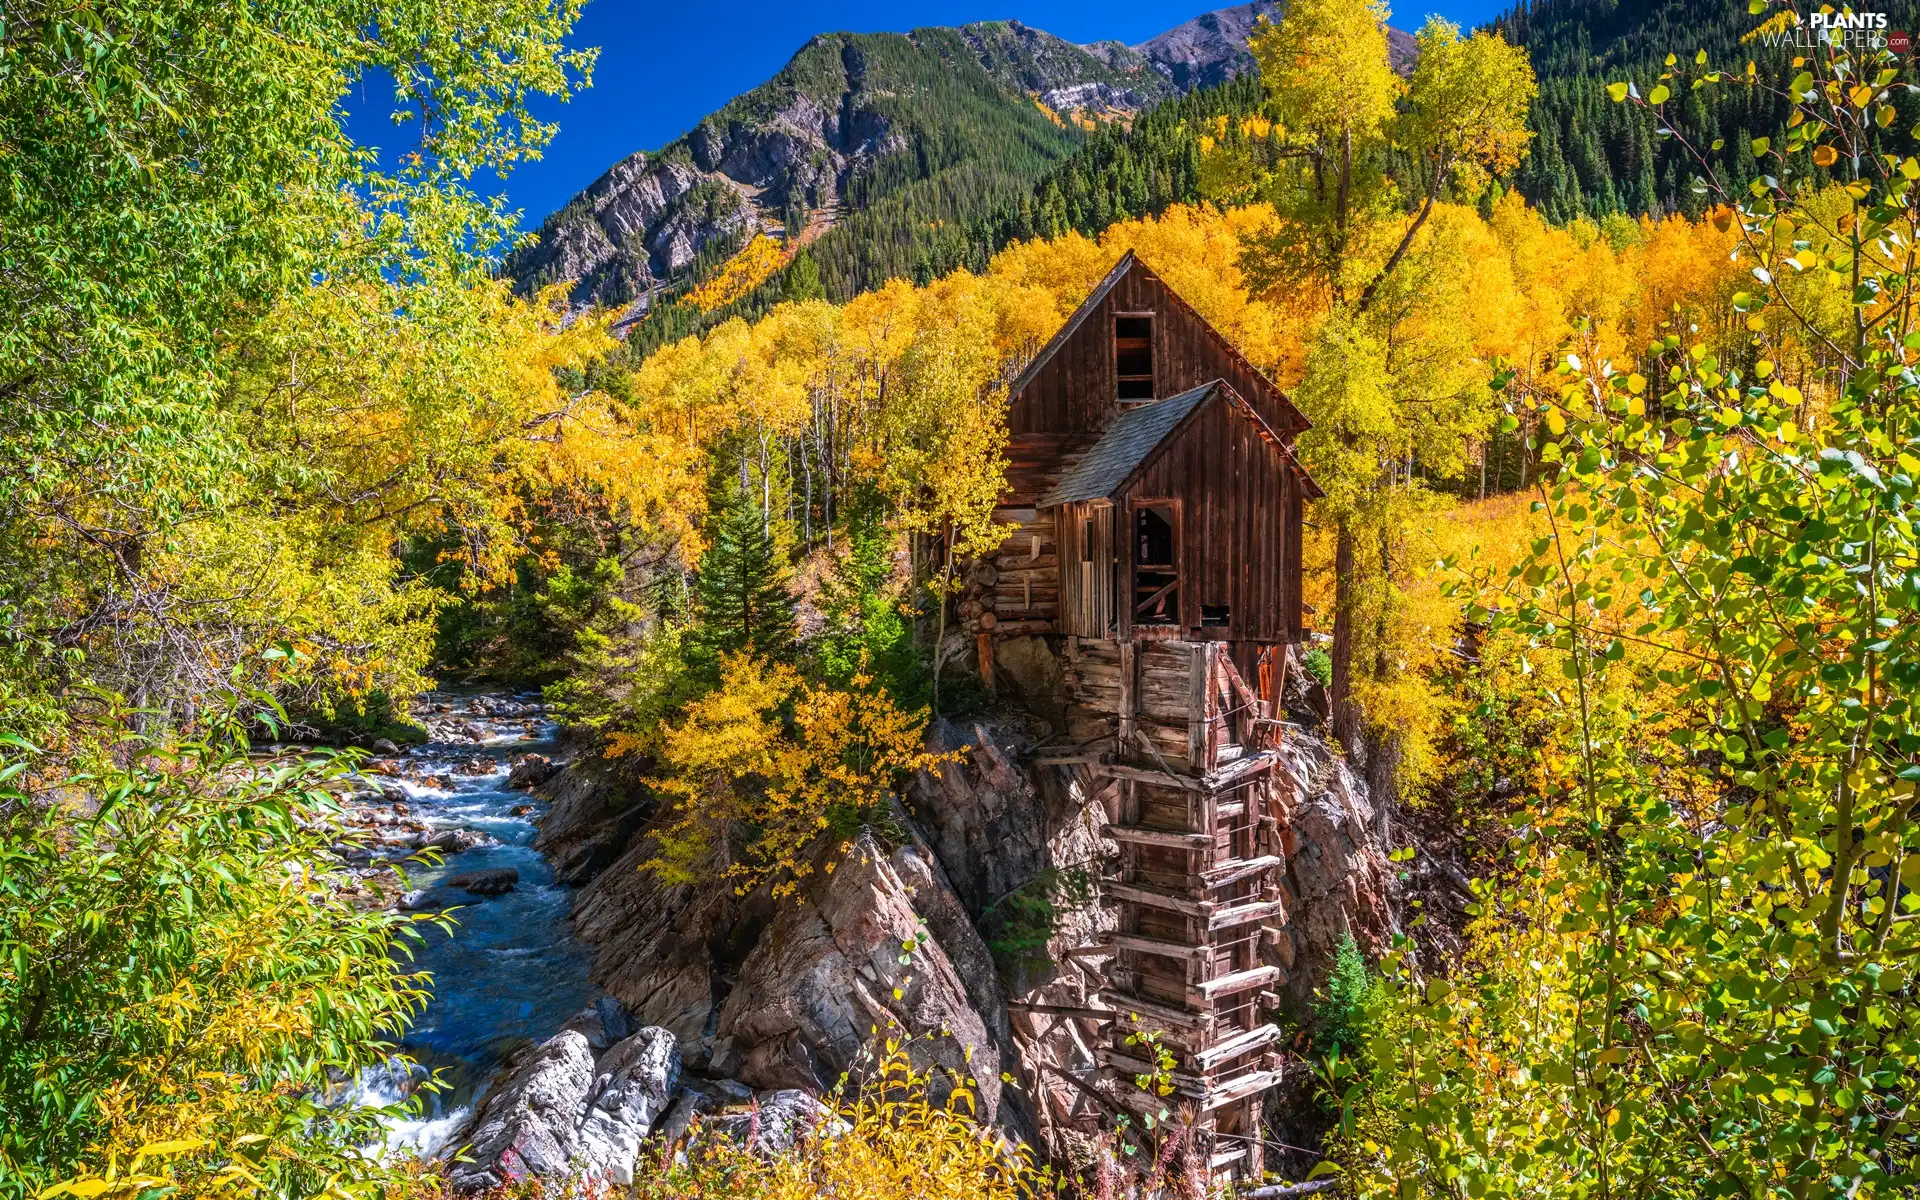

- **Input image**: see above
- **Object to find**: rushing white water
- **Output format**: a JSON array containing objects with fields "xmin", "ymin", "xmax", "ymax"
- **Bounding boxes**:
[{"xmin": 347, "ymin": 690, "xmax": 596, "ymax": 1159}]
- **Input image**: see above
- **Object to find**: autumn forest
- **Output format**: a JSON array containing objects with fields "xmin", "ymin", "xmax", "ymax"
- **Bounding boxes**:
[{"xmin": 4, "ymin": 0, "xmax": 1920, "ymax": 1196}]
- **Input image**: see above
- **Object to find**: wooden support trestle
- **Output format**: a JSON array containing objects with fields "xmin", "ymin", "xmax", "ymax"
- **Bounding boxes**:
[{"xmin": 1062, "ymin": 636, "xmax": 1298, "ymax": 1184}]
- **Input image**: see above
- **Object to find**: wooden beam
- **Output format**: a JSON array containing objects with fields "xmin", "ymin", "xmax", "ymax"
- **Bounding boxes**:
[
  {"xmin": 1201, "ymin": 749, "xmax": 1280, "ymax": 794},
  {"xmin": 1200, "ymin": 1067, "xmax": 1288, "ymax": 1112},
  {"xmin": 1207, "ymin": 898, "xmax": 1287, "ymax": 931},
  {"xmin": 1105, "ymin": 824, "xmax": 1214, "ymax": 850},
  {"xmin": 1194, "ymin": 965, "xmax": 1281, "ymax": 1000},
  {"xmin": 1098, "ymin": 761, "xmax": 1203, "ymax": 792},
  {"xmin": 1007, "ymin": 1002, "xmax": 1115, "ymax": 1021},
  {"xmin": 1118, "ymin": 640, "xmax": 1137, "ymax": 745},
  {"xmin": 1105, "ymin": 880, "xmax": 1214, "ymax": 917},
  {"xmin": 1244, "ymin": 1182, "xmax": 1338, "ymax": 1200},
  {"xmin": 1190, "ymin": 1021, "xmax": 1286, "ymax": 1070},
  {"xmin": 1110, "ymin": 932, "xmax": 1212, "ymax": 962},
  {"xmin": 1202, "ymin": 854, "xmax": 1283, "ymax": 890},
  {"xmin": 1189, "ymin": 642, "xmax": 1213, "ymax": 767},
  {"xmin": 1031, "ymin": 753, "xmax": 1105, "ymax": 768},
  {"xmin": 1096, "ymin": 989, "xmax": 1215, "ymax": 1034}
]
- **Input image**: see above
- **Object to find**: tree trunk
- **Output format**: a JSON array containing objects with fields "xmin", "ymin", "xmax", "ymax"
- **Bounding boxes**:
[
  {"xmin": 1330, "ymin": 516, "xmax": 1358, "ymax": 754},
  {"xmin": 932, "ymin": 519, "xmax": 953, "ymax": 715},
  {"xmin": 1367, "ymin": 520, "xmax": 1397, "ymax": 843}
]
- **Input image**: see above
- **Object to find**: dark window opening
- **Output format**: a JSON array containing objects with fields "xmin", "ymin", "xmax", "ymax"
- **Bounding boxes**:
[
  {"xmin": 1134, "ymin": 503, "xmax": 1179, "ymax": 625},
  {"xmin": 1115, "ymin": 316, "xmax": 1154, "ymax": 402},
  {"xmin": 1201, "ymin": 604, "xmax": 1231, "ymax": 627}
]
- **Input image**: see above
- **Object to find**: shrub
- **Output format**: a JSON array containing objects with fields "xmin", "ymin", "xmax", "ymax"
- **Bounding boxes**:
[
  {"xmin": 0, "ymin": 698, "xmax": 433, "ymax": 1198},
  {"xmin": 1301, "ymin": 646, "xmax": 1333, "ymax": 687},
  {"xmin": 634, "ymin": 1039, "xmax": 1055, "ymax": 1199}
]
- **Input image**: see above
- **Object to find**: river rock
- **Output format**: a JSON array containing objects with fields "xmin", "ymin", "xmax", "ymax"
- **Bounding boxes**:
[
  {"xmin": 508, "ymin": 754, "xmax": 560, "ymax": 791},
  {"xmin": 399, "ymin": 886, "xmax": 466, "ymax": 912},
  {"xmin": 449, "ymin": 1026, "xmax": 682, "ymax": 1192},
  {"xmin": 456, "ymin": 755, "xmax": 499, "ymax": 776},
  {"xmin": 372, "ymin": 738, "xmax": 401, "ymax": 755},
  {"xmin": 417, "ymin": 828, "xmax": 497, "ymax": 855},
  {"xmin": 450, "ymin": 1030, "xmax": 598, "ymax": 1191},
  {"xmin": 447, "ymin": 867, "xmax": 519, "ymax": 897},
  {"xmin": 573, "ymin": 1028, "xmax": 682, "ymax": 1184}
]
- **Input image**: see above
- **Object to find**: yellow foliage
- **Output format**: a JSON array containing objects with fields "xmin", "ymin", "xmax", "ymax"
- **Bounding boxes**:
[
  {"xmin": 636, "ymin": 1039, "xmax": 1052, "ymax": 1199},
  {"xmin": 648, "ymin": 655, "xmax": 960, "ymax": 896},
  {"xmin": 685, "ymin": 233, "xmax": 793, "ymax": 314},
  {"xmin": 1249, "ymin": 0, "xmax": 1402, "ymax": 150}
]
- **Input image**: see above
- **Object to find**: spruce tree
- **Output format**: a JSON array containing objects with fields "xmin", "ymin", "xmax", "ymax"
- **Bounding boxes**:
[{"xmin": 693, "ymin": 478, "xmax": 798, "ymax": 661}]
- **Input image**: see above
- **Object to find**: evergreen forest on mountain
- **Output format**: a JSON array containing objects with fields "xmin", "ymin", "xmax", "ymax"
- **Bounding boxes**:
[{"xmin": 5, "ymin": 0, "xmax": 1920, "ymax": 1197}]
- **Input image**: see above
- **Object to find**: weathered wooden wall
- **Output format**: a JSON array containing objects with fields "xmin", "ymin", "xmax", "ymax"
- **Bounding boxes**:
[
  {"xmin": 1117, "ymin": 398, "xmax": 1304, "ymax": 645},
  {"xmin": 1006, "ymin": 256, "xmax": 1308, "ymax": 447}
]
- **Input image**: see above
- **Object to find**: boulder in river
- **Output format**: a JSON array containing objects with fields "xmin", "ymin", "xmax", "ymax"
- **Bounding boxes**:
[
  {"xmin": 507, "ymin": 754, "xmax": 560, "ymax": 791},
  {"xmin": 449, "ymin": 1026, "xmax": 681, "ymax": 1192},
  {"xmin": 399, "ymin": 886, "xmax": 466, "ymax": 912},
  {"xmin": 447, "ymin": 867, "xmax": 519, "ymax": 897},
  {"xmin": 455, "ymin": 755, "xmax": 499, "ymax": 776},
  {"xmin": 416, "ymin": 828, "xmax": 497, "ymax": 855},
  {"xmin": 372, "ymin": 737, "xmax": 401, "ymax": 755}
]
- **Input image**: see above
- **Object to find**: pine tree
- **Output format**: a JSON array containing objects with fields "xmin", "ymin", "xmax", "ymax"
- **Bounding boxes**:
[
  {"xmin": 784, "ymin": 247, "xmax": 824, "ymax": 302},
  {"xmin": 693, "ymin": 479, "xmax": 798, "ymax": 660}
]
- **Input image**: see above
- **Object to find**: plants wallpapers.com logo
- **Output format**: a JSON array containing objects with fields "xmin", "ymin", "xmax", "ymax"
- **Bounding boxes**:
[{"xmin": 1753, "ymin": 9, "xmax": 1911, "ymax": 53}]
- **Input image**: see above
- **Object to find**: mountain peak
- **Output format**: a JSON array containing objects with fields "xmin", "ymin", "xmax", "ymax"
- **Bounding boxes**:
[{"xmin": 1133, "ymin": 1, "xmax": 1418, "ymax": 91}]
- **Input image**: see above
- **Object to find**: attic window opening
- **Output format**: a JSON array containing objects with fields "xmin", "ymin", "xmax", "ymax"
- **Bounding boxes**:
[
  {"xmin": 1134, "ymin": 501, "xmax": 1179, "ymax": 625},
  {"xmin": 1115, "ymin": 315, "xmax": 1154, "ymax": 402}
]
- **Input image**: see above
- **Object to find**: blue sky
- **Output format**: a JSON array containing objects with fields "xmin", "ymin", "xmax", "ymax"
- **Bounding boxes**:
[{"xmin": 354, "ymin": 0, "xmax": 1511, "ymax": 230}]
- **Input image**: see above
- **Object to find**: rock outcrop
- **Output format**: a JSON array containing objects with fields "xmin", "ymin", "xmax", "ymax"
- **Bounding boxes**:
[
  {"xmin": 1273, "ymin": 733, "xmax": 1400, "ymax": 997},
  {"xmin": 557, "ymin": 806, "xmax": 1029, "ymax": 1135},
  {"xmin": 533, "ymin": 756, "xmax": 654, "ymax": 885},
  {"xmin": 710, "ymin": 830, "xmax": 1021, "ymax": 1129},
  {"xmin": 1132, "ymin": 2, "xmax": 1418, "ymax": 92},
  {"xmin": 543, "ymin": 703, "xmax": 1395, "ymax": 1174},
  {"xmin": 450, "ymin": 1021, "xmax": 683, "ymax": 1192}
]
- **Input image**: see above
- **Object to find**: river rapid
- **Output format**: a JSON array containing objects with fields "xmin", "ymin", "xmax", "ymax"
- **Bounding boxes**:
[{"xmin": 340, "ymin": 690, "xmax": 595, "ymax": 1156}]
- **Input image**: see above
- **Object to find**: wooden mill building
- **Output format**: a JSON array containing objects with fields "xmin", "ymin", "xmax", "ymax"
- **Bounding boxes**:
[{"xmin": 964, "ymin": 251, "xmax": 1322, "ymax": 1181}]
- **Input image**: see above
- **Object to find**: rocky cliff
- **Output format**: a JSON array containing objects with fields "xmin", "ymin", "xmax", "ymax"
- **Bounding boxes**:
[{"xmin": 524, "ymin": 698, "xmax": 1393, "ymax": 1176}]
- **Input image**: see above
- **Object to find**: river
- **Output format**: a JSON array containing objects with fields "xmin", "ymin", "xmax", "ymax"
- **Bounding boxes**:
[{"xmin": 345, "ymin": 689, "xmax": 596, "ymax": 1156}]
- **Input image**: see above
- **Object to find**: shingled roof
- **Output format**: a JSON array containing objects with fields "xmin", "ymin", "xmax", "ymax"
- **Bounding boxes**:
[{"xmin": 1040, "ymin": 383, "xmax": 1217, "ymax": 506}]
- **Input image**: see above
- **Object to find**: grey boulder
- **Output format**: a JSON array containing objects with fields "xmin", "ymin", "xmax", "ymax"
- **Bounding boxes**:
[
  {"xmin": 447, "ymin": 867, "xmax": 519, "ymax": 897},
  {"xmin": 449, "ymin": 1026, "xmax": 682, "ymax": 1192}
]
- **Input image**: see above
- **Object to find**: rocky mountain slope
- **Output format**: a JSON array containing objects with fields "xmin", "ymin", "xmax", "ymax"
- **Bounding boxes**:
[
  {"xmin": 507, "ymin": 4, "xmax": 1426, "ymax": 316},
  {"xmin": 1133, "ymin": 0, "xmax": 1417, "ymax": 91},
  {"xmin": 507, "ymin": 21, "xmax": 1176, "ymax": 310}
]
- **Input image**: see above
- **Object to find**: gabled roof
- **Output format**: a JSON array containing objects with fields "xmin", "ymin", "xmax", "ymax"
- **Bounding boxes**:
[
  {"xmin": 1005, "ymin": 250, "xmax": 1140, "ymax": 402},
  {"xmin": 1039, "ymin": 380, "xmax": 1325, "ymax": 507},
  {"xmin": 1004, "ymin": 249, "xmax": 1311, "ymax": 437},
  {"xmin": 1041, "ymin": 383, "xmax": 1214, "ymax": 506}
]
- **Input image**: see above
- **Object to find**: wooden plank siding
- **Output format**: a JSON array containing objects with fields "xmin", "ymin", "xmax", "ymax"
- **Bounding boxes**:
[
  {"xmin": 1005, "ymin": 254, "xmax": 1308, "ymax": 445},
  {"xmin": 1116, "ymin": 397, "xmax": 1296, "ymax": 644}
]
